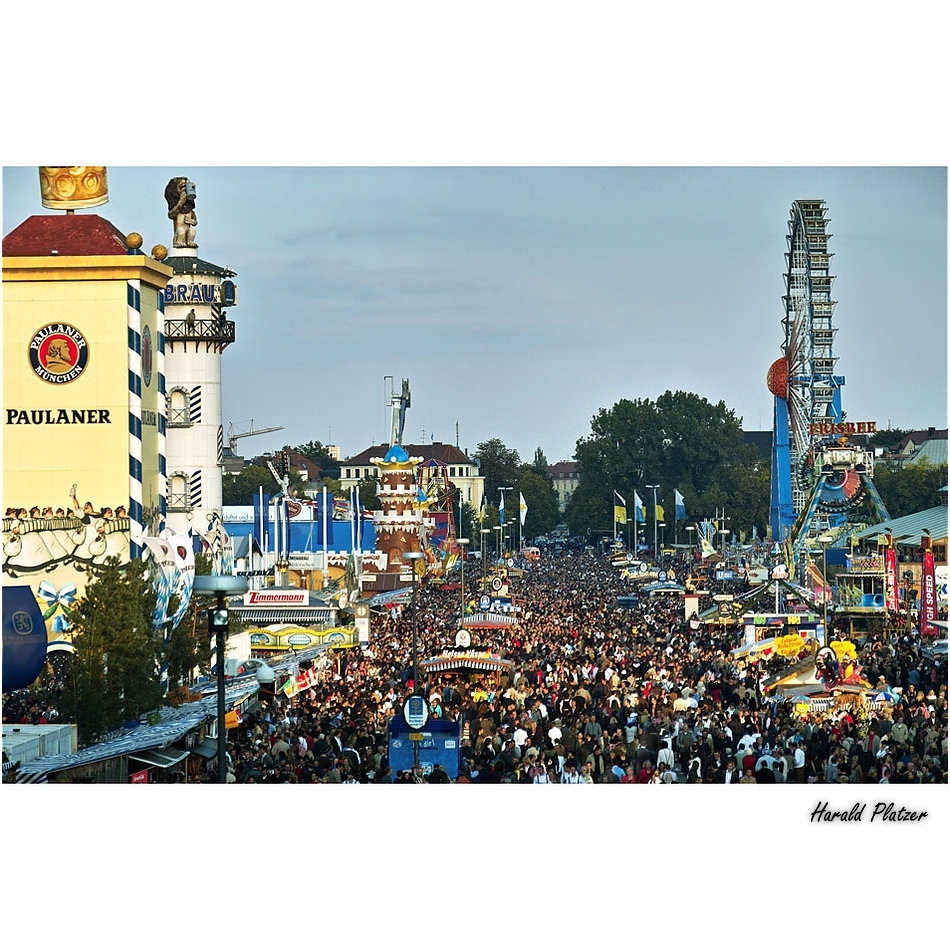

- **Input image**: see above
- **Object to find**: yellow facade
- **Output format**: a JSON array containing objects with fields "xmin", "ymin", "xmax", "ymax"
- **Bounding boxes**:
[{"xmin": 3, "ymin": 252, "xmax": 171, "ymax": 646}]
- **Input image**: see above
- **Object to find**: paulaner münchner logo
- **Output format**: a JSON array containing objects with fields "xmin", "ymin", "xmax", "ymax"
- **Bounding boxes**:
[{"xmin": 29, "ymin": 323, "xmax": 89, "ymax": 383}]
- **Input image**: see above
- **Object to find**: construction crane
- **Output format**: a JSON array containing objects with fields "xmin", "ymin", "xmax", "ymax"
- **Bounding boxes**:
[{"xmin": 227, "ymin": 420, "xmax": 285, "ymax": 454}]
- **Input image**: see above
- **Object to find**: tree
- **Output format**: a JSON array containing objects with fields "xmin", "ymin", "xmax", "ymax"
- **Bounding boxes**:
[
  {"xmin": 473, "ymin": 439, "xmax": 521, "ymax": 508},
  {"xmin": 357, "ymin": 474, "xmax": 381, "ymax": 511},
  {"xmin": 295, "ymin": 440, "xmax": 341, "ymax": 479},
  {"xmin": 516, "ymin": 468, "xmax": 560, "ymax": 539},
  {"xmin": 570, "ymin": 391, "xmax": 758, "ymax": 538},
  {"xmin": 530, "ymin": 447, "xmax": 549, "ymax": 477},
  {"xmin": 164, "ymin": 551, "xmax": 215, "ymax": 695},
  {"xmin": 458, "ymin": 500, "xmax": 478, "ymax": 541},
  {"xmin": 870, "ymin": 460, "xmax": 948, "ymax": 519},
  {"xmin": 59, "ymin": 556, "xmax": 165, "ymax": 745},
  {"xmin": 222, "ymin": 464, "xmax": 306, "ymax": 505},
  {"xmin": 868, "ymin": 427, "xmax": 911, "ymax": 450}
]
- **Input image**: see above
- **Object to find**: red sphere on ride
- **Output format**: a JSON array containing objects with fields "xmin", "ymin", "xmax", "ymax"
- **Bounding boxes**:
[{"xmin": 767, "ymin": 357, "xmax": 788, "ymax": 399}]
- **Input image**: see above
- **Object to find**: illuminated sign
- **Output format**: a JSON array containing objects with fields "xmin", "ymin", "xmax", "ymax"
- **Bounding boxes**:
[
  {"xmin": 808, "ymin": 421, "xmax": 877, "ymax": 436},
  {"xmin": 244, "ymin": 590, "xmax": 308, "ymax": 606},
  {"xmin": 29, "ymin": 323, "xmax": 88, "ymax": 384}
]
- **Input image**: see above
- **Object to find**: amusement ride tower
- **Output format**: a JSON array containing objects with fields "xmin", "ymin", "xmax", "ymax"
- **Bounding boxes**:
[
  {"xmin": 767, "ymin": 199, "xmax": 889, "ymax": 570},
  {"xmin": 370, "ymin": 379, "xmax": 427, "ymax": 588}
]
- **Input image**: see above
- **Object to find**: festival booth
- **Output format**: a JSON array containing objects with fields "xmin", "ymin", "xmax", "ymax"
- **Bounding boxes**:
[
  {"xmin": 751, "ymin": 637, "xmax": 899, "ymax": 725},
  {"xmin": 641, "ymin": 579, "xmax": 686, "ymax": 596},
  {"xmin": 247, "ymin": 624, "xmax": 358, "ymax": 656},
  {"xmin": 230, "ymin": 586, "xmax": 350, "ymax": 658},
  {"xmin": 734, "ymin": 611, "xmax": 825, "ymax": 649},
  {"xmin": 388, "ymin": 716, "xmax": 462, "ymax": 780},
  {"xmin": 418, "ymin": 647, "xmax": 515, "ymax": 685}
]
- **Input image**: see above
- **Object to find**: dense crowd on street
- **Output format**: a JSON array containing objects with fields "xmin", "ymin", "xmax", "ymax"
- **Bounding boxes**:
[
  {"xmin": 216, "ymin": 548, "xmax": 948, "ymax": 784},
  {"xmin": 4, "ymin": 547, "xmax": 946, "ymax": 785}
]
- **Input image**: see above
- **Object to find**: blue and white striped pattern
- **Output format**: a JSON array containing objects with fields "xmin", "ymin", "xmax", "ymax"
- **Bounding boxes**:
[
  {"xmin": 157, "ymin": 291, "xmax": 168, "ymax": 532},
  {"xmin": 189, "ymin": 385, "xmax": 202, "ymax": 423},
  {"xmin": 127, "ymin": 281, "xmax": 144, "ymax": 560},
  {"xmin": 189, "ymin": 471, "xmax": 202, "ymax": 510}
]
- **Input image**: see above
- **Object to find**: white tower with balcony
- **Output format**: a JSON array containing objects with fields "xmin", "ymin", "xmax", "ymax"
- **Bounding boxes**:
[{"xmin": 159, "ymin": 176, "xmax": 238, "ymax": 538}]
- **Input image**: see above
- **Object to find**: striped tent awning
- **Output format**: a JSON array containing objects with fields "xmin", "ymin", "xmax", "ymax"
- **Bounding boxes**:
[
  {"xmin": 368, "ymin": 588, "xmax": 414, "ymax": 607},
  {"xmin": 235, "ymin": 608, "xmax": 335, "ymax": 623},
  {"xmin": 464, "ymin": 611, "xmax": 518, "ymax": 628},
  {"xmin": 419, "ymin": 652, "xmax": 515, "ymax": 673}
]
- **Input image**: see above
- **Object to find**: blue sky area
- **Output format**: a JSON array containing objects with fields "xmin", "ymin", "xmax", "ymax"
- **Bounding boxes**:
[{"xmin": 3, "ymin": 166, "xmax": 946, "ymax": 463}]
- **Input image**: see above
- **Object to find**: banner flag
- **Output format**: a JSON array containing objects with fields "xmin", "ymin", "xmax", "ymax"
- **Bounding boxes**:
[
  {"xmin": 141, "ymin": 536, "xmax": 175, "ymax": 629},
  {"xmin": 519, "ymin": 492, "xmax": 528, "ymax": 526},
  {"xmin": 884, "ymin": 538, "xmax": 899, "ymax": 612},
  {"xmin": 634, "ymin": 491, "xmax": 645, "ymax": 523},
  {"xmin": 675, "ymin": 489, "xmax": 686, "ymax": 521},
  {"xmin": 253, "ymin": 490, "xmax": 270, "ymax": 553},
  {"xmin": 169, "ymin": 533, "xmax": 196, "ymax": 630},
  {"xmin": 613, "ymin": 490, "xmax": 626, "ymax": 525},
  {"xmin": 199, "ymin": 515, "xmax": 235, "ymax": 576},
  {"xmin": 656, "ymin": 502, "xmax": 665, "ymax": 522},
  {"xmin": 919, "ymin": 538, "xmax": 938, "ymax": 635}
]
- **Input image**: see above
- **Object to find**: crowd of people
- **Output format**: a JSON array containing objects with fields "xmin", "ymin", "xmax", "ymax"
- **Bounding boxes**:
[
  {"xmin": 212, "ymin": 548, "xmax": 947, "ymax": 784},
  {"xmin": 4, "ymin": 546, "xmax": 946, "ymax": 785}
]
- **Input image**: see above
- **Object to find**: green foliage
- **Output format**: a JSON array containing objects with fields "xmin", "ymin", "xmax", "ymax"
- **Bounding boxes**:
[
  {"xmin": 530, "ymin": 447, "xmax": 549, "ymax": 476},
  {"xmin": 867, "ymin": 427, "xmax": 910, "ymax": 449},
  {"xmin": 357, "ymin": 474, "xmax": 381, "ymax": 511},
  {"xmin": 295, "ymin": 440, "xmax": 341, "ymax": 478},
  {"xmin": 222, "ymin": 463, "xmax": 307, "ymax": 505},
  {"xmin": 458, "ymin": 501, "xmax": 478, "ymax": 540},
  {"xmin": 569, "ymin": 391, "xmax": 759, "ymax": 538},
  {"xmin": 474, "ymin": 439, "xmax": 521, "ymax": 505},
  {"xmin": 59, "ymin": 556, "xmax": 165, "ymax": 745},
  {"xmin": 870, "ymin": 460, "xmax": 948, "ymax": 519},
  {"xmin": 516, "ymin": 468, "xmax": 560, "ymax": 539}
]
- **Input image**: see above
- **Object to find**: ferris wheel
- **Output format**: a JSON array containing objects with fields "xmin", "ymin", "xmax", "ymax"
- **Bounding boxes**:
[{"xmin": 769, "ymin": 200, "xmax": 853, "ymax": 538}]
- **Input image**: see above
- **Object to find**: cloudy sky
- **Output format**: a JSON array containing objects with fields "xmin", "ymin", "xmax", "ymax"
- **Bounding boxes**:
[{"xmin": 3, "ymin": 165, "xmax": 946, "ymax": 463}]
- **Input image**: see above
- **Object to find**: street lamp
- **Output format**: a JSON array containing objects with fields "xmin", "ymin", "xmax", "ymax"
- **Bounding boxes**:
[
  {"xmin": 402, "ymin": 550, "xmax": 425, "ymax": 771},
  {"xmin": 645, "ymin": 484, "xmax": 659, "ymax": 559},
  {"xmin": 494, "ymin": 524, "xmax": 503, "ymax": 561},
  {"xmin": 193, "ymin": 574, "xmax": 249, "ymax": 784},
  {"xmin": 626, "ymin": 518, "xmax": 633, "ymax": 551},
  {"xmin": 480, "ymin": 527, "xmax": 489, "ymax": 588},
  {"xmin": 685, "ymin": 524, "xmax": 695, "ymax": 553},
  {"xmin": 818, "ymin": 534, "xmax": 833, "ymax": 644},
  {"xmin": 457, "ymin": 538, "xmax": 469, "ymax": 627},
  {"xmin": 719, "ymin": 528, "xmax": 730, "ymax": 563},
  {"xmin": 657, "ymin": 522, "xmax": 665, "ymax": 554},
  {"xmin": 402, "ymin": 552, "xmax": 425, "ymax": 695}
]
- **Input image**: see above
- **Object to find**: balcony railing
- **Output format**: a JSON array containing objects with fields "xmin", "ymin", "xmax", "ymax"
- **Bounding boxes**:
[{"xmin": 165, "ymin": 318, "xmax": 236, "ymax": 345}]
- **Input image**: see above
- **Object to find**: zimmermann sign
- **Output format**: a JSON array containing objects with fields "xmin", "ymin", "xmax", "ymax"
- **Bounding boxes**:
[{"xmin": 243, "ymin": 590, "xmax": 308, "ymax": 606}]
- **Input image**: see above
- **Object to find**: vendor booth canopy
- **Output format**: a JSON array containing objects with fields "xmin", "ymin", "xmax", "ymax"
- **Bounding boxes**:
[
  {"xmin": 419, "ymin": 652, "xmax": 515, "ymax": 674},
  {"xmin": 464, "ymin": 611, "xmax": 518, "ymax": 628}
]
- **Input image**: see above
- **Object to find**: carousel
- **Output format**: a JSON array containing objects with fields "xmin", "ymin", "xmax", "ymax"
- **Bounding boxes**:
[{"xmin": 735, "ymin": 635, "xmax": 900, "ymax": 726}]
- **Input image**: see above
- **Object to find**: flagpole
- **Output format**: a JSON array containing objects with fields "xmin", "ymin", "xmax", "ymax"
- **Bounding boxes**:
[{"xmin": 322, "ymin": 485, "xmax": 329, "ymax": 590}]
